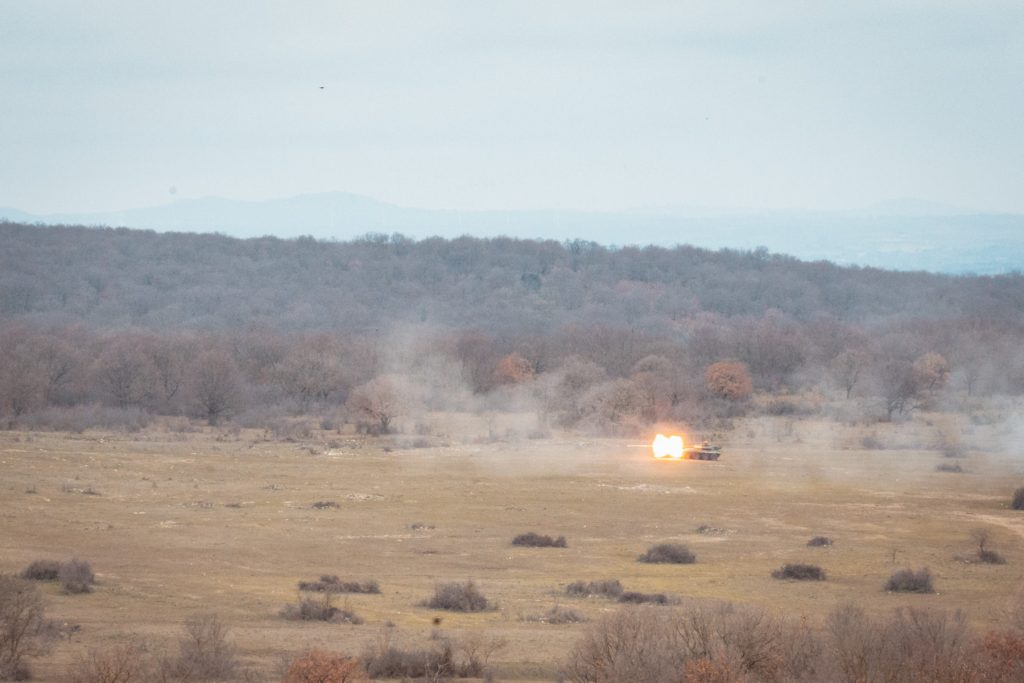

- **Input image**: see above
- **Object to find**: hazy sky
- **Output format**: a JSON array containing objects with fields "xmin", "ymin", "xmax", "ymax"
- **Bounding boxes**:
[{"xmin": 2, "ymin": 1, "xmax": 1022, "ymax": 214}]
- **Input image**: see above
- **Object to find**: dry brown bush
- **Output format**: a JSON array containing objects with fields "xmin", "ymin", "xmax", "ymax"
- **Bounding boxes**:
[
  {"xmin": 283, "ymin": 650, "xmax": 369, "ymax": 683},
  {"xmin": 565, "ymin": 579, "xmax": 623, "ymax": 599},
  {"xmin": 422, "ymin": 581, "xmax": 491, "ymax": 612},
  {"xmin": 638, "ymin": 543, "xmax": 696, "ymax": 564},
  {"xmin": 704, "ymin": 362, "xmax": 753, "ymax": 401},
  {"xmin": 65, "ymin": 641, "xmax": 146, "ymax": 683},
  {"xmin": 60, "ymin": 558, "xmax": 95, "ymax": 594},
  {"xmin": 173, "ymin": 613, "xmax": 238, "ymax": 681},
  {"xmin": 511, "ymin": 532, "xmax": 567, "ymax": 548},
  {"xmin": 280, "ymin": 595, "xmax": 363, "ymax": 624},
  {"xmin": 0, "ymin": 576, "xmax": 55, "ymax": 681}
]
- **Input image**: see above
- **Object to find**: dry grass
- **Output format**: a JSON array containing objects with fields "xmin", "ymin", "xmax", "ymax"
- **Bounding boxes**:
[{"xmin": 0, "ymin": 412, "xmax": 1021, "ymax": 680}]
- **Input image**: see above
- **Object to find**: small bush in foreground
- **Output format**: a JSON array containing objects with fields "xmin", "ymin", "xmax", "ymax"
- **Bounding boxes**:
[
  {"xmin": 174, "ymin": 614, "xmax": 238, "ymax": 681},
  {"xmin": 20, "ymin": 560, "xmax": 61, "ymax": 582},
  {"xmin": 298, "ymin": 576, "xmax": 380, "ymax": 594},
  {"xmin": 618, "ymin": 592, "xmax": 676, "ymax": 605},
  {"xmin": 772, "ymin": 564, "xmax": 826, "ymax": 581},
  {"xmin": 566, "ymin": 579, "xmax": 624, "ymax": 599},
  {"xmin": 638, "ymin": 543, "xmax": 696, "ymax": 564},
  {"xmin": 526, "ymin": 606, "xmax": 588, "ymax": 624},
  {"xmin": 281, "ymin": 595, "xmax": 364, "ymax": 624},
  {"xmin": 512, "ymin": 532, "xmax": 567, "ymax": 548},
  {"xmin": 807, "ymin": 536, "xmax": 833, "ymax": 547},
  {"xmin": 283, "ymin": 650, "xmax": 369, "ymax": 683},
  {"xmin": 59, "ymin": 559, "xmax": 95, "ymax": 594},
  {"xmin": 1012, "ymin": 487, "xmax": 1024, "ymax": 511},
  {"xmin": 422, "ymin": 581, "xmax": 491, "ymax": 612},
  {"xmin": 885, "ymin": 568, "xmax": 934, "ymax": 593}
]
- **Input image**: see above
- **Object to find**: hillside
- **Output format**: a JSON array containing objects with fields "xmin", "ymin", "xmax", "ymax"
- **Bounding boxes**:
[{"xmin": 2, "ymin": 221, "xmax": 1023, "ymax": 430}]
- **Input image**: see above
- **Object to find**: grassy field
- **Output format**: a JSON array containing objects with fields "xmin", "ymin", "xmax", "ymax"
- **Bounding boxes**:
[{"xmin": 2, "ymin": 413, "xmax": 1023, "ymax": 680}]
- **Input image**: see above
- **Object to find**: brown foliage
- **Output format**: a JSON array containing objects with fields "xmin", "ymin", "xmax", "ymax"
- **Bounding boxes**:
[
  {"xmin": 495, "ymin": 352, "xmax": 534, "ymax": 384},
  {"xmin": 283, "ymin": 650, "xmax": 369, "ymax": 683},
  {"xmin": 704, "ymin": 362, "xmax": 753, "ymax": 401}
]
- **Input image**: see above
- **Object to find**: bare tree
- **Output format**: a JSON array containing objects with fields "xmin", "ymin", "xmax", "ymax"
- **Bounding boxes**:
[
  {"xmin": 0, "ymin": 576, "xmax": 54, "ymax": 680},
  {"xmin": 189, "ymin": 352, "xmax": 242, "ymax": 426},
  {"xmin": 347, "ymin": 376, "xmax": 404, "ymax": 434}
]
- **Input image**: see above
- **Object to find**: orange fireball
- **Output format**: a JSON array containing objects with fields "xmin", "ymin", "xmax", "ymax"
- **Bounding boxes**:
[{"xmin": 652, "ymin": 433, "xmax": 684, "ymax": 459}]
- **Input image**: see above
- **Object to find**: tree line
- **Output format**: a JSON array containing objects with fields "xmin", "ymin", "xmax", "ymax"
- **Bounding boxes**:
[{"xmin": 1, "ymin": 222, "xmax": 1023, "ymax": 430}]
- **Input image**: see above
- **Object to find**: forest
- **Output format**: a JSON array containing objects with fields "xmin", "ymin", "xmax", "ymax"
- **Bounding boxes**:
[{"xmin": 2, "ymin": 220, "xmax": 1023, "ymax": 433}]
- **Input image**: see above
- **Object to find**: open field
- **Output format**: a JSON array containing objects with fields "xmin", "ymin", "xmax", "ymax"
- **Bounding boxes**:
[{"xmin": 2, "ymin": 414, "xmax": 1024, "ymax": 680}]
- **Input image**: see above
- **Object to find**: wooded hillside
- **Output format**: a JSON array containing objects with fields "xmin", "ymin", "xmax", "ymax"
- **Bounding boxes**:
[{"xmin": 2, "ymin": 222, "xmax": 1023, "ymax": 431}]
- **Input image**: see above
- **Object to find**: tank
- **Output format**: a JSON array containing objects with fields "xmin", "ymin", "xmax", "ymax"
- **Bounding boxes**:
[{"xmin": 683, "ymin": 441, "xmax": 721, "ymax": 460}]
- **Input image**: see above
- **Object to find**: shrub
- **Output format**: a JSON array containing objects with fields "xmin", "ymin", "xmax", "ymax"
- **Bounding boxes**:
[
  {"xmin": 861, "ymin": 433, "xmax": 885, "ymax": 450},
  {"xmin": 772, "ymin": 564, "xmax": 826, "ymax": 581},
  {"xmin": 59, "ymin": 559, "xmax": 95, "ymax": 594},
  {"xmin": 979, "ymin": 549, "xmax": 1007, "ymax": 565},
  {"xmin": 20, "ymin": 560, "xmax": 61, "ymax": 582},
  {"xmin": 1012, "ymin": 488, "xmax": 1024, "ymax": 511},
  {"xmin": 422, "ymin": 581, "xmax": 491, "ymax": 612},
  {"xmin": 618, "ymin": 592, "xmax": 675, "ymax": 605},
  {"xmin": 173, "ymin": 613, "xmax": 238, "ymax": 681},
  {"xmin": 936, "ymin": 462, "xmax": 963, "ymax": 473},
  {"xmin": 526, "ymin": 606, "xmax": 588, "ymax": 624},
  {"xmin": 512, "ymin": 532, "xmax": 567, "ymax": 548},
  {"xmin": 885, "ymin": 568, "xmax": 934, "ymax": 593},
  {"xmin": 298, "ymin": 576, "xmax": 380, "ymax": 594},
  {"xmin": 281, "ymin": 595, "xmax": 364, "ymax": 624},
  {"xmin": 311, "ymin": 500, "xmax": 339, "ymax": 509},
  {"xmin": 566, "ymin": 579, "xmax": 624, "ymax": 599},
  {"xmin": 638, "ymin": 543, "xmax": 696, "ymax": 564},
  {"xmin": 362, "ymin": 641, "xmax": 456, "ymax": 679},
  {"xmin": 0, "ymin": 577, "xmax": 54, "ymax": 681},
  {"xmin": 65, "ymin": 642, "xmax": 146, "ymax": 683},
  {"xmin": 283, "ymin": 650, "xmax": 370, "ymax": 683},
  {"xmin": 807, "ymin": 536, "xmax": 833, "ymax": 547}
]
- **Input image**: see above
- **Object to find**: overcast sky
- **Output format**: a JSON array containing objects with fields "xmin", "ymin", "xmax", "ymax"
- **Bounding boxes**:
[{"xmin": 2, "ymin": 1, "xmax": 1022, "ymax": 214}]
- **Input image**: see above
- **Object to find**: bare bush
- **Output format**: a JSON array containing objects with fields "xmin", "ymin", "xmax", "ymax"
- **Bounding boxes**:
[
  {"xmin": 512, "ymin": 532, "xmax": 567, "ymax": 548},
  {"xmin": 936, "ymin": 461, "xmax": 964, "ymax": 473},
  {"xmin": 173, "ymin": 613, "xmax": 238, "ymax": 681},
  {"xmin": 311, "ymin": 500, "xmax": 339, "ymax": 509},
  {"xmin": 422, "ymin": 581, "xmax": 491, "ymax": 612},
  {"xmin": 280, "ymin": 595, "xmax": 364, "ymax": 624},
  {"xmin": 772, "ymin": 564, "xmax": 826, "ymax": 581},
  {"xmin": 637, "ymin": 543, "xmax": 696, "ymax": 564},
  {"xmin": 807, "ymin": 536, "xmax": 833, "ymax": 547},
  {"xmin": 0, "ymin": 576, "xmax": 55, "ymax": 681},
  {"xmin": 19, "ymin": 561, "xmax": 60, "ymax": 582},
  {"xmin": 59, "ymin": 559, "xmax": 95, "ymax": 594},
  {"xmin": 362, "ymin": 640, "xmax": 456, "ymax": 680},
  {"xmin": 885, "ymin": 568, "xmax": 934, "ymax": 593},
  {"xmin": 283, "ymin": 649, "xmax": 370, "ymax": 682},
  {"xmin": 1012, "ymin": 487, "xmax": 1024, "ymax": 511},
  {"xmin": 618, "ymin": 592, "xmax": 676, "ymax": 605},
  {"xmin": 979, "ymin": 549, "xmax": 1007, "ymax": 565},
  {"xmin": 65, "ymin": 641, "xmax": 146, "ymax": 683},
  {"xmin": 297, "ymin": 576, "xmax": 380, "ymax": 594},
  {"xmin": 565, "ymin": 579, "xmax": 623, "ymax": 599}
]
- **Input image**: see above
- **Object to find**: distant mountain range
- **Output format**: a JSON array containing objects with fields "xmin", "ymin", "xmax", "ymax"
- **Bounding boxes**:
[{"xmin": 2, "ymin": 193, "xmax": 1022, "ymax": 275}]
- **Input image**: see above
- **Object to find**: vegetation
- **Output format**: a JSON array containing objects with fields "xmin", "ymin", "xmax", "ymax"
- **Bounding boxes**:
[
  {"xmin": 512, "ymin": 532, "xmax": 567, "ymax": 548},
  {"xmin": 0, "ymin": 577, "xmax": 54, "ymax": 681},
  {"xmin": 421, "ymin": 581, "xmax": 491, "ymax": 612},
  {"xmin": 807, "ymin": 536, "xmax": 833, "ymax": 547},
  {"xmin": 772, "ymin": 564, "xmax": 826, "ymax": 581},
  {"xmin": 2, "ymin": 224, "xmax": 1023, "ymax": 433},
  {"xmin": 280, "ymin": 595, "xmax": 364, "ymax": 624},
  {"xmin": 565, "ymin": 579, "xmax": 624, "ymax": 599},
  {"xmin": 283, "ymin": 650, "xmax": 369, "ymax": 683},
  {"xmin": 638, "ymin": 543, "xmax": 696, "ymax": 564},
  {"xmin": 297, "ymin": 576, "xmax": 380, "ymax": 594},
  {"xmin": 885, "ymin": 568, "xmax": 935, "ymax": 593},
  {"xmin": 1013, "ymin": 488, "xmax": 1024, "ymax": 511}
]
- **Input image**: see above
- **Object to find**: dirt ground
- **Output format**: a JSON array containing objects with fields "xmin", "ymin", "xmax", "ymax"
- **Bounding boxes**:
[{"xmin": 2, "ymin": 413, "xmax": 1023, "ymax": 680}]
